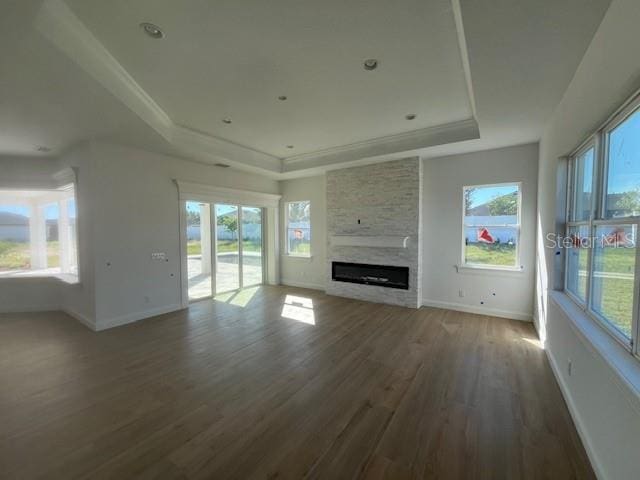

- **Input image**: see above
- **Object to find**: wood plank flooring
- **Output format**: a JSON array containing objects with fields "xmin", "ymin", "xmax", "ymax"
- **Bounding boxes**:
[{"xmin": 0, "ymin": 286, "xmax": 594, "ymax": 479}]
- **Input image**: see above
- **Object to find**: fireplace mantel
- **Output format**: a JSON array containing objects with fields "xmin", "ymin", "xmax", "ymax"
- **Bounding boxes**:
[{"xmin": 330, "ymin": 235, "xmax": 410, "ymax": 249}]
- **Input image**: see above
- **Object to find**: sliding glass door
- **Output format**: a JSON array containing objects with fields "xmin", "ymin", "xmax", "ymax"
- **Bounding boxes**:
[
  {"xmin": 241, "ymin": 206, "xmax": 263, "ymax": 287},
  {"xmin": 186, "ymin": 201, "xmax": 264, "ymax": 300},
  {"xmin": 186, "ymin": 201, "xmax": 212, "ymax": 300},
  {"xmin": 215, "ymin": 204, "xmax": 240, "ymax": 293}
]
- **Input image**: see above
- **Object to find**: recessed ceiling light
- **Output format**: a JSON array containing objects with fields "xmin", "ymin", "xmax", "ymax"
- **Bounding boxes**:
[
  {"xmin": 363, "ymin": 59, "xmax": 379, "ymax": 71},
  {"xmin": 278, "ymin": 95, "xmax": 288, "ymax": 101},
  {"xmin": 36, "ymin": 145, "xmax": 51, "ymax": 152},
  {"xmin": 405, "ymin": 114, "xmax": 417, "ymax": 120},
  {"xmin": 140, "ymin": 22, "xmax": 164, "ymax": 39},
  {"xmin": 286, "ymin": 145, "xmax": 294, "ymax": 149},
  {"xmin": 214, "ymin": 163, "xmax": 230, "ymax": 168},
  {"xmin": 222, "ymin": 117, "xmax": 232, "ymax": 124}
]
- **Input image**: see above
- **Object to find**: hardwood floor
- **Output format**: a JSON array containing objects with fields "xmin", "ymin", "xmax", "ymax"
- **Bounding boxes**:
[{"xmin": 0, "ymin": 286, "xmax": 594, "ymax": 479}]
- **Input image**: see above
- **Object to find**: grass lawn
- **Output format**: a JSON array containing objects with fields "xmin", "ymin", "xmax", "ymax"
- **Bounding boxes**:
[
  {"xmin": 0, "ymin": 240, "xmax": 59, "ymax": 270},
  {"xmin": 288, "ymin": 240, "xmax": 311, "ymax": 256},
  {"xmin": 465, "ymin": 243, "xmax": 516, "ymax": 267},
  {"xmin": 187, "ymin": 240, "xmax": 262, "ymax": 255},
  {"xmin": 590, "ymin": 246, "xmax": 635, "ymax": 338}
]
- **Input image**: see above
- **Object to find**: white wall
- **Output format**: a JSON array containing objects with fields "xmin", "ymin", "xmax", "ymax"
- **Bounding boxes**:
[
  {"xmin": 279, "ymin": 175, "xmax": 326, "ymax": 290},
  {"xmin": 422, "ymin": 143, "xmax": 538, "ymax": 320},
  {"xmin": 536, "ymin": 0, "xmax": 640, "ymax": 478},
  {"xmin": 1, "ymin": 142, "xmax": 279, "ymax": 329},
  {"xmin": 87, "ymin": 142, "xmax": 279, "ymax": 329}
]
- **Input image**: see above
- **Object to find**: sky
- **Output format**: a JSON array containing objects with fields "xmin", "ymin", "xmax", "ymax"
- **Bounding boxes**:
[
  {"xmin": 607, "ymin": 108, "xmax": 640, "ymax": 194},
  {"xmin": 468, "ymin": 185, "xmax": 518, "ymax": 209},
  {"xmin": 0, "ymin": 199, "xmax": 75, "ymax": 219}
]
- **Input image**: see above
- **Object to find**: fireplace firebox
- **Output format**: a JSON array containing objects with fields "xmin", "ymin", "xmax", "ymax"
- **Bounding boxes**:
[{"xmin": 331, "ymin": 262, "xmax": 409, "ymax": 290}]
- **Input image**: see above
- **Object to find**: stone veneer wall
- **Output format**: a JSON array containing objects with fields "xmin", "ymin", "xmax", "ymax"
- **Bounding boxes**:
[{"xmin": 326, "ymin": 157, "xmax": 422, "ymax": 308}]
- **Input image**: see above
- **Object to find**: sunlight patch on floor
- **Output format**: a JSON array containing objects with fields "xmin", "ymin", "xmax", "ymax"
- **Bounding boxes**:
[
  {"xmin": 522, "ymin": 337, "xmax": 544, "ymax": 349},
  {"xmin": 215, "ymin": 286, "xmax": 259, "ymax": 307},
  {"xmin": 281, "ymin": 294, "xmax": 315, "ymax": 325}
]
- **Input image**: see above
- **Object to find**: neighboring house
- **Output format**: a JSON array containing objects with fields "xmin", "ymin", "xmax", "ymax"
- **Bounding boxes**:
[{"xmin": 0, "ymin": 212, "xmax": 29, "ymax": 242}]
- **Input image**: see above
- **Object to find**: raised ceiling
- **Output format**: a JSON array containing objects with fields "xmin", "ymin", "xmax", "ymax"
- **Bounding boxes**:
[
  {"xmin": 0, "ymin": 0, "xmax": 612, "ymax": 177},
  {"xmin": 64, "ymin": 0, "xmax": 475, "ymax": 158}
]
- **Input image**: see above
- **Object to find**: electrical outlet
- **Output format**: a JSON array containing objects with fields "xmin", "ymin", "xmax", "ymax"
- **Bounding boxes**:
[
  {"xmin": 567, "ymin": 359, "xmax": 572, "ymax": 377},
  {"xmin": 458, "ymin": 289, "xmax": 465, "ymax": 298}
]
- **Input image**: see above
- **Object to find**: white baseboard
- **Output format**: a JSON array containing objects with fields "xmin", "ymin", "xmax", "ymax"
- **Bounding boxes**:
[
  {"xmin": 62, "ymin": 307, "xmax": 96, "ymax": 331},
  {"xmin": 422, "ymin": 299, "xmax": 532, "ymax": 322},
  {"xmin": 97, "ymin": 303, "xmax": 183, "ymax": 331},
  {"xmin": 545, "ymin": 348, "xmax": 604, "ymax": 480},
  {"xmin": 280, "ymin": 279, "xmax": 325, "ymax": 291}
]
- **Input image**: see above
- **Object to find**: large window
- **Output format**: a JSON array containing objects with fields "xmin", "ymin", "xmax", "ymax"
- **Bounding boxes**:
[
  {"xmin": 565, "ymin": 94, "xmax": 640, "ymax": 353},
  {"xmin": 0, "ymin": 185, "xmax": 78, "ymax": 280},
  {"xmin": 286, "ymin": 200, "xmax": 311, "ymax": 256},
  {"xmin": 462, "ymin": 183, "xmax": 521, "ymax": 269}
]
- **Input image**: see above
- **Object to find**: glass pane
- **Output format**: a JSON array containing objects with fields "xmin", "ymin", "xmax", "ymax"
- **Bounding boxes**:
[
  {"xmin": 605, "ymin": 107, "xmax": 640, "ymax": 218},
  {"xmin": 186, "ymin": 201, "xmax": 212, "ymax": 300},
  {"xmin": 591, "ymin": 225, "xmax": 635, "ymax": 340},
  {"xmin": 464, "ymin": 184, "xmax": 519, "ymax": 267},
  {"xmin": 242, "ymin": 206, "xmax": 263, "ymax": 287},
  {"xmin": 0, "ymin": 204, "xmax": 31, "ymax": 272},
  {"xmin": 573, "ymin": 148, "xmax": 594, "ymax": 221},
  {"xmin": 566, "ymin": 225, "xmax": 589, "ymax": 301},
  {"xmin": 44, "ymin": 203, "xmax": 59, "ymax": 270},
  {"xmin": 216, "ymin": 204, "xmax": 239, "ymax": 293},
  {"xmin": 287, "ymin": 201, "xmax": 311, "ymax": 255},
  {"xmin": 67, "ymin": 198, "xmax": 78, "ymax": 275},
  {"xmin": 464, "ymin": 226, "xmax": 518, "ymax": 267}
]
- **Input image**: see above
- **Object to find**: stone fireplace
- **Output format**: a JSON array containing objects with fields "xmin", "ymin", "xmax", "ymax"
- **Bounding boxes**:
[{"xmin": 326, "ymin": 158, "xmax": 422, "ymax": 308}]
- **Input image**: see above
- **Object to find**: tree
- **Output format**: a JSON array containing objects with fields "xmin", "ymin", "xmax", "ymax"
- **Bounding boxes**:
[
  {"xmin": 186, "ymin": 209, "xmax": 200, "ymax": 226},
  {"xmin": 288, "ymin": 202, "xmax": 310, "ymax": 223},
  {"xmin": 487, "ymin": 192, "xmax": 517, "ymax": 216},
  {"xmin": 217, "ymin": 214, "xmax": 238, "ymax": 238},
  {"xmin": 464, "ymin": 188, "xmax": 476, "ymax": 213},
  {"xmin": 617, "ymin": 189, "xmax": 640, "ymax": 216}
]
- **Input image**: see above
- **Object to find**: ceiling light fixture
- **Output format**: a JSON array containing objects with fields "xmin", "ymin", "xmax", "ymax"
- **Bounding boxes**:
[
  {"xmin": 405, "ymin": 114, "xmax": 417, "ymax": 120},
  {"xmin": 286, "ymin": 145, "xmax": 294, "ymax": 149},
  {"xmin": 36, "ymin": 146, "xmax": 51, "ymax": 152},
  {"xmin": 140, "ymin": 22, "xmax": 164, "ymax": 39},
  {"xmin": 363, "ymin": 59, "xmax": 379, "ymax": 71},
  {"xmin": 278, "ymin": 95, "xmax": 288, "ymax": 101},
  {"xmin": 222, "ymin": 117, "xmax": 232, "ymax": 124}
]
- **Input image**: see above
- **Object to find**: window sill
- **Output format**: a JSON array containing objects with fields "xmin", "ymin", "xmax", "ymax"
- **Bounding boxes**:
[
  {"xmin": 550, "ymin": 290, "xmax": 640, "ymax": 408},
  {"xmin": 455, "ymin": 264, "xmax": 524, "ymax": 276},
  {"xmin": 283, "ymin": 254, "xmax": 313, "ymax": 260}
]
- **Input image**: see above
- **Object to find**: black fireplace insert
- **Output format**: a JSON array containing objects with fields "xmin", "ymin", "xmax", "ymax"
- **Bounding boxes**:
[{"xmin": 331, "ymin": 262, "xmax": 409, "ymax": 290}]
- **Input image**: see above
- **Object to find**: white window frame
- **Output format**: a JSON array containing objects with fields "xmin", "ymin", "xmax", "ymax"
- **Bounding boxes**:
[
  {"xmin": 285, "ymin": 200, "xmax": 311, "ymax": 257},
  {"xmin": 461, "ymin": 182, "xmax": 522, "ymax": 271},
  {"xmin": 564, "ymin": 91, "xmax": 640, "ymax": 358},
  {"xmin": 0, "ymin": 183, "xmax": 79, "ymax": 283}
]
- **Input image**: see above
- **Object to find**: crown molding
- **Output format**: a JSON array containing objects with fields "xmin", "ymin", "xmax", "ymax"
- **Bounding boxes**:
[
  {"xmin": 35, "ymin": 0, "xmax": 282, "ymax": 175},
  {"xmin": 281, "ymin": 118, "xmax": 479, "ymax": 173},
  {"xmin": 35, "ymin": 0, "xmax": 480, "ymax": 179}
]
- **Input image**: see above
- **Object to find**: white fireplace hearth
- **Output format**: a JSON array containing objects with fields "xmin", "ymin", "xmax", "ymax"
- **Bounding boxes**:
[{"xmin": 329, "ymin": 235, "xmax": 410, "ymax": 248}]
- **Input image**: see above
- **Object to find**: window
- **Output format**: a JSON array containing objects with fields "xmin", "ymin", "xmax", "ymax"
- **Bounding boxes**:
[
  {"xmin": 565, "ymin": 93, "xmax": 640, "ymax": 353},
  {"xmin": 462, "ymin": 183, "xmax": 521, "ymax": 269},
  {"xmin": 0, "ymin": 184, "xmax": 78, "ymax": 280},
  {"xmin": 286, "ymin": 200, "xmax": 311, "ymax": 256}
]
